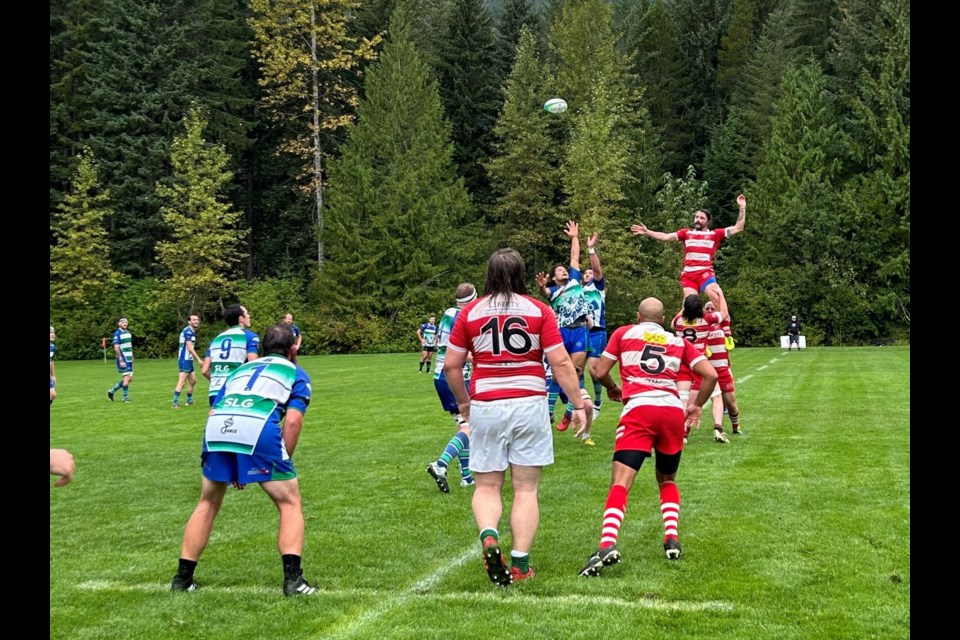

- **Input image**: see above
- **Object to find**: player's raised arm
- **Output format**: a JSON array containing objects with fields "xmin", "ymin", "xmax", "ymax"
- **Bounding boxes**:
[
  {"xmin": 727, "ymin": 194, "xmax": 747, "ymax": 237},
  {"xmin": 566, "ymin": 220, "xmax": 581, "ymax": 270},
  {"xmin": 587, "ymin": 232, "xmax": 603, "ymax": 281}
]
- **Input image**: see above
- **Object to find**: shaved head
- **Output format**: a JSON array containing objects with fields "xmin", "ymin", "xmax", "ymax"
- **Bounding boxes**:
[{"xmin": 637, "ymin": 297, "xmax": 665, "ymax": 323}]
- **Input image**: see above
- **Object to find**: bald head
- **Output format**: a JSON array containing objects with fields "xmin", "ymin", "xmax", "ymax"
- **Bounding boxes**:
[{"xmin": 637, "ymin": 297, "xmax": 665, "ymax": 324}]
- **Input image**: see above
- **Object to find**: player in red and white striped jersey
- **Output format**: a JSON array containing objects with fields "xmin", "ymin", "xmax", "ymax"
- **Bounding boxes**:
[
  {"xmin": 631, "ymin": 194, "xmax": 747, "ymax": 322},
  {"xmin": 672, "ymin": 293, "xmax": 726, "ymax": 442},
  {"xmin": 578, "ymin": 297, "xmax": 717, "ymax": 576},
  {"xmin": 444, "ymin": 248, "xmax": 585, "ymax": 586},
  {"xmin": 694, "ymin": 300, "xmax": 743, "ymax": 439}
]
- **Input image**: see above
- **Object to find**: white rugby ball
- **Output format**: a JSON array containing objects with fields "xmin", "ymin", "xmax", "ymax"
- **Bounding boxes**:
[{"xmin": 544, "ymin": 98, "xmax": 568, "ymax": 114}]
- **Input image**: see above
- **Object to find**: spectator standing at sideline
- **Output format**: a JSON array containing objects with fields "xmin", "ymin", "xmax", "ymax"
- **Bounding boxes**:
[{"xmin": 786, "ymin": 315, "xmax": 803, "ymax": 351}]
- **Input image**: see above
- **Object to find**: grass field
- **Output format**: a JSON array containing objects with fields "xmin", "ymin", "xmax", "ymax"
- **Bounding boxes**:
[{"xmin": 50, "ymin": 346, "xmax": 909, "ymax": 639}]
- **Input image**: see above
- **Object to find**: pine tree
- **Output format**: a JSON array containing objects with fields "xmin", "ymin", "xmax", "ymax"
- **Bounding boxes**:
[
  {"xmin": 435, "ymin": 0, "xmax": 503, "ymax": 208},
  {"xmin": 59, "ymin": 0, "xmax": 256, "ymax": 278},
  {"xmin": 249, "ymin": 0, "xmax": 380, "ymax": 269},
  {"xmin": 716, "ymin": 0, "xmax": 755, "ymax": 100},
  {"xmin": 837, "ymin": 0, "xmax": 909, "ymax": 329},
  {"xmin": 614, "ymin": 0, "xmax": 690, "ymax": 177},
  {"xmin": 487, "ymin": 26, "xmax": 561, "ymax": 268},
  {"xmin": 154, "ymin": 108, "xmax": 247, "ymax": 314},
  {"xmin": 51, "ymin": 148, "xmax": 119, "ymax": 305},
  {"xmin": 495, "ymin": 0, "xmax": 540, "ymax": 77},
  {"xmin": 321, "ymin": 8, "xmax": 486, "ymax": 342}
]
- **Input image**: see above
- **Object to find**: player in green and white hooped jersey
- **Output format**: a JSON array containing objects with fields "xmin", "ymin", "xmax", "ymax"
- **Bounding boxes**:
[
  {"xmin": 107, "ymin": 318, "xmax": 134, "ymax": 402},
  {"xmin": 171, "ymin": 323, "xmax": 317, "ymax": 596},
  {"xmin": 583, "ymin": 232, "xmax": 608, "ymax": 422},
  {"xmin": 202, "ymin": 304, "xmax": 260, "ymax": 406},
  {"xmin": 425, "ymin": 283, "xmax": 477, "ymax": 492}
]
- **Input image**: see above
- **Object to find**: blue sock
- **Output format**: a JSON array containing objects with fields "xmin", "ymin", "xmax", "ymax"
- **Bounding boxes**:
[
  {"xmin": 173, "ymin": 391, "xmax": 181, "ymax": 405},
  {"xmin": 593, "ymin": 380, "xmax": 604, "ymax": 410},
  {"xmin": 186, "ymin": 393, "xmax": 193, "ymax": 403},
  {"xmin": 122, "ymin": 384, "xmax": 129, "ymax": 400},
  {"xmin": 454, "ymin": 432, "xmax": 472, "ymax": 481},
  {"xmin": 547, "ymin": 378, "xmax": 562, "ymax": 418}
]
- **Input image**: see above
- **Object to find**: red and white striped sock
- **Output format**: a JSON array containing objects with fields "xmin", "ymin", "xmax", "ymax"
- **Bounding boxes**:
[
  {"xmin": 659, "ymin": 481, "xmax": 680, "ymax": 542},
  {"xmin": 599, "ymin": 484, "xmax": 628, "ymax": 549}
]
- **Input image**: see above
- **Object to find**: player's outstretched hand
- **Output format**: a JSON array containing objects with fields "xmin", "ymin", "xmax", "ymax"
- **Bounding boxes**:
[{"xmin": 630, "ymin": 223, "xmax": 649, "ymax": 236}]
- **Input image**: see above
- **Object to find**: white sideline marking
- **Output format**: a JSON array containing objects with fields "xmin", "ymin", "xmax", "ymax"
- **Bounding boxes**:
[
  {"xmin": 756, "ymin": 365, "xmax": 768, "ymax": 371},
  {"xmin": 79, "ymin": 570, "xmax": 734, "ymax": 615},
  {"xmin": 737, "ymin": 375, "xmax": 753, "ymax": 385}
]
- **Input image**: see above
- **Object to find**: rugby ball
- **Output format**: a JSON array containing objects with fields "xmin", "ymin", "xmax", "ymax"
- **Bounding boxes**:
[{"xmin": 544, "ymin": 98, "xmax": 568, "ymax": 114}]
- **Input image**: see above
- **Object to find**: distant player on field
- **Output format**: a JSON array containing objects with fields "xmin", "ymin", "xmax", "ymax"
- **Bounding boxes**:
[
  {"xmin": 107, "ymin": 318, "xmax": 134, "ymax": 402},
  {"xmin": 172, "ymin": 315, "xmax": 202, "ymax": 408},
  {"xmin": 50, "ymin": 325, "xmax": 57, "ymax": 405},
  {"xmin": 417, "ymin": 316, "xmax": 438, "ymax": 373}
]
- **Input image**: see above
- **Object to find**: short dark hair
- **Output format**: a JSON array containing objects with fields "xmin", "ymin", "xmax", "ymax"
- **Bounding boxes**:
[
  {"xmin": 698, "ymin": 209, "xmax": 712, "ymax": 222},
  {"xmin": 548, "ymin": 263, "xmax": 566, "ymax": 285},
  {"xmin": 484, "ymin": 248, "xmax": 527, "ymax": 301},
  {"xmin": 224, "ymin": 304, "xmax": 246, "ymax": 326},
  {"xmin": 681, "ymin": 293, "xmax": 703, "ymax": 322},
  {"xmin": 263, "ymin": 323, "xmax": 296, "ymax": 357}
]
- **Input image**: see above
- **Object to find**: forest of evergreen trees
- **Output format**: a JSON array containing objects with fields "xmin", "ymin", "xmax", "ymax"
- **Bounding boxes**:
[{"xmin": 50, "ymin": 0, "xmax": 909, "ymax": 358}]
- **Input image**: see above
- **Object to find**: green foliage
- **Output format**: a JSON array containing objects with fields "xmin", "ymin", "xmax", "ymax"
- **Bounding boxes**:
[
  {"xmin": 154, "ymin": 107, "xmax": 247, "ymax": 317},
  {"xmin": 435, "ymin": 0, "xmax": 503, "ymax": 207},
  {"xmin": 50, "ymin": 148, "xmax": 119, "ymax": 306},
  {"xmin": 232, "ymin": 276, "xmax": 306, "ymax": 339},
  {"xmin": 716, "ymin": 0, "xmax": 755, "ymax": 98},
  {"xmin": 495, "ymin": 0, "xmax": 541, "ymax": 76},
  {"xmin": 487, "ymin": 27, "xmax": 563, "ymax": 267},
  {"xmin": 320, "ymin": 8, "xmax": 489, "ymax": 352},
  {"xmin": 249, "ymin": 0, "xmax": 380, "ymax": 267}
]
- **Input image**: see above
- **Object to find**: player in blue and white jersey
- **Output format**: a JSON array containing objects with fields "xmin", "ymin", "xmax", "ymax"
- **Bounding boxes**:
[
  {"xmin": 172, "ymin": 315, "xmax": 202, "ymax": 408},
  {"xmin": 202, "ymin": 304, "xmax": 260, "ymax": 406},
  {"xmin": 583, "ymin": 232, "xmax": 608, "ymax": 421},
  {"xmin": 425, "ymin": 283, "xmax": 477, "ymax": 493},
  {"xmin": 283, "ymin": 313, "xmax": 302, "ymax": 353},
  {"xmin": 107, "ymin": 317, "xmax": 134, "ymax": 402},
  {"xmin": 171, "ymin": 323, "xmax": 317, "ymax": 596},
  {"xmin": 417, "ymin": 317, "xmax": 438, "ymax": 373},
  {"xmin": 535, "ymin": 220, "xmax": 595, "ymax": 444}
]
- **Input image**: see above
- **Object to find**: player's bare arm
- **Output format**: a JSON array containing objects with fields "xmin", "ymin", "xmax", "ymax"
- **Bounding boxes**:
[
  {"xmin": 591, "ymin": 354, "xmax": 623, "ymax": 402},
  {"xmin": 587, "ymin": 232, "xmax": 603, "ymax": 281},
  {"xmin": 565, "ymin": 220, "xmax": 581, "ymax": 270},
  {"xmin": 727, "ymin": 194, "xmax": 747, "ymax": 237},
  {"xmin": 535, "ymin": 272, "xmax": 550, "ymax": 298},
  {"xmin": 631, "ymin": 222, "xmax": 678, "ymax": 242}
]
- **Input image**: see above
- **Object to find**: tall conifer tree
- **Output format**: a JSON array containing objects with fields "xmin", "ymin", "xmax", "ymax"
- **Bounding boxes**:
[{"xmin": 322, "ymin": 8, "xmax": 485, "ymax": 342}]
